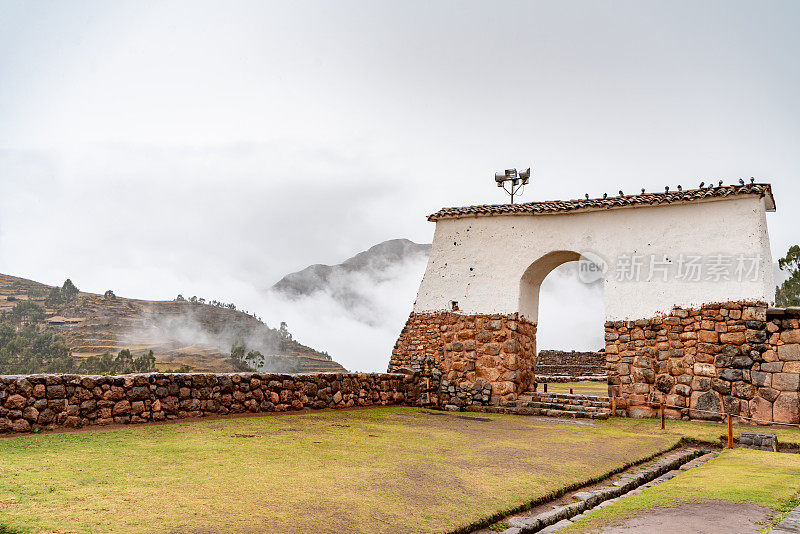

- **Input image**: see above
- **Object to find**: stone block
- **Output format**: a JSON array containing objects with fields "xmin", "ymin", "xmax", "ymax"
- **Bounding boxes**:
[
  {"xmin": 751, "ymin": 371, "xmax": 771, "ymax": 388},
  {"xmin": 4, "ymin": 394, "xmax": 26, "ymax": 410},
  {"xmin": 773, "ymin": 392, "xmax": 799, "ymax": 424},
  {"xmin": 692, "ymin": 376, "xmax": 711, "ymax": 391},
  {"xmin": 690, "ymin": 391, "xmax": 723, "ymax": 420},
  {"xmin": 717, "ymin": 368, "xmax": 743, "ymax": 382},
  {"xmin": 773, "ymin": 373, "xmax": 800, "ymax": 392},
  {"xmin": 760, "ymin": 362, "xmax": 783, "ymax": 373},
  {"xmin": 655, "ymin": 374, "xmax": 675, "ymax": 393},
  {"xmin": 711, "ymin": 379, "xmax": 731, "ymax": 395},
  {"xmin": 698, "ymin": 330, "xmax": 719, "ymax": 343},
  {"xmin": 629, "ymin": 405, "xmax": 656, "ymax": 418},
  {"xmin": 749, "ymin": 396, "xmax": 773, "ymax": 423},
  {"xmin": 780, "ymin": 330, "xmax": 800, "ymax": 343},
  {"xmin": 668, "ymin": 360, "xmax": 684, "ymax": 376},
  {"xmin": 693, "ymin": 363, "xmax": 716, "ymax": 377},
  {"xmin": 758, "ymin": 387, "xmax": 780, "ymax": 403},
  {"xmin": 778, "ymin": 344, "xmax": 800, "ymax": 361},
  {"xmin": 731, "ymin": 355, "xmax": 754, "ymax": 368},
  {"xmin": 633, "ymin": 368, "xmax": 655, "ymax": 383},
  {"xmin": 742, "ymin": 307, "xmax": 767, "ymax": 322},
  {"xmin": 12, "ymin": 418, "xmax": 30, "ymax": 432},
  {"xmin": 720, "ymin": 332, "xmax": 746, "ymax": 345},
  {"xmin": 784, "ymin": 361, "xmax": 800, "ymax": 373},
  {"xmin": 732, "ymin": 382, "xmax": 756, "ymax": 400}
]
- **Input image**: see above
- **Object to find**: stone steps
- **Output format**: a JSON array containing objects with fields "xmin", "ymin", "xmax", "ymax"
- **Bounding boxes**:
[
  {"xmin": 516, "ymin": 393, "xmax": 610, "ymax": 406},
  {"xmin": 515, "ymin": 402, "xmax": 609, "ymax": 413},
  {"xmin": 477, "ymin": 392, "xmax": 613, "ymax": 419},
  {"xmin": 464, "ymin": 405, "xmax": 610, "ymax": 419}
]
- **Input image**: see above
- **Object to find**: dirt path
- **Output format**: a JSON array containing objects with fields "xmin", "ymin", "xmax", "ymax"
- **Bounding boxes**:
[{"xmin": 590, "ymin": 500, "xmax": 773, "ymax": 533}]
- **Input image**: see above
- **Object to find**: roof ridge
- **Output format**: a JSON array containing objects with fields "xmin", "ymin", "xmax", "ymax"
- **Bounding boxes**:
[{"xmin": 428, "ymin": 183, "xmax": 775, "ymax": 221}]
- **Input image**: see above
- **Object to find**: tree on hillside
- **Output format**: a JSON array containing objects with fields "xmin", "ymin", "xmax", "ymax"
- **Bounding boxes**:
[
  {"xmin": 45, "ymin": 286, "xmax": 63, "ymax": 307},
  {"xmin": 78, "ymin": 349, "xmax": 156, "ymax": 374},
  {"xmin": 0, "ymin": 323, "xmax": 76, "ymax": 374},
  {"xmin": 227, "ymin": 343, "xmax": 254, "ymax": 372},
  {"xmin": 776, "ymin": 245, "xmax": 800, "ymax": 307},
  {"xmin": 44, "ymin": 279, "xmax": 80, "ymax": 307},
  {"xmin": 104, "ymin": 290, "xmax": 116, "ymax": 300},
  {"xmin": 10, "ymin": 301, "xmax": 45, "ymax": 325},
  {"xmin": 61, "ymin": 279, "xmax": 79, "ymax": 302}
]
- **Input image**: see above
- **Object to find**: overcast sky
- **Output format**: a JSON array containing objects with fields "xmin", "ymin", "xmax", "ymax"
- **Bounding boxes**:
[{"xmin": 1, "ymin": 1, "xmax": 798, "ymax": 370}]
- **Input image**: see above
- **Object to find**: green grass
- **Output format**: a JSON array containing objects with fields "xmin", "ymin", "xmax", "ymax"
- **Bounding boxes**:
[
  {"xmin": 602, "ymin": 417, "xmax": 800, "ymax": 447},
  {"xmin": 0, "ymin": 407, "xmax": 680, "ymax": 534},
  {"xmin": 562, "ymin": 448, "xmax": 800, "ymax": 533}
]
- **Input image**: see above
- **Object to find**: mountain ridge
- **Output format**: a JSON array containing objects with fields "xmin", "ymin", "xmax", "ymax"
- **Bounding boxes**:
[{"xmin": 0, "ymin": 273, "xmax": 346, "ymax": 373}]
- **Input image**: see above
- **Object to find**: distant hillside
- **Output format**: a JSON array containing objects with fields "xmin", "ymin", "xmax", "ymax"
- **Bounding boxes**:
[
  {"xmin": 271, "ymin": 239, "xmax": 430, "ymax": 325},
  {"xmin": 0, "ymin": 273, "xmax": 346, "ymax": 373}
]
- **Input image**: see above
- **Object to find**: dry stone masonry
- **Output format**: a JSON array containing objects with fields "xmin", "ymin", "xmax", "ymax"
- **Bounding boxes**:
[
  {"xmin": 389, "ymin": 312, "xmax": 536, "ymax": 407},
  {"xmin": 536, "ymin": 350, "xmax": 607, "ymax": 380},
  {"xmin": 606, "ymin": 302, "xmax": 800, "ymax": 424},
  {"xmin": 0, "ymin": 372, "xmax": 419, "ymax": 433}
]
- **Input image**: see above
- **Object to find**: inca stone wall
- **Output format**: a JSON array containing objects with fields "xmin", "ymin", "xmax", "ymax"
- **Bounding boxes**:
[
  {"xmin": 536, "ymin": 350, "xmax": 607, "ymax": 378},
  {"xmin": 606, "ymin": 302, "xmax": 800, "ymax": 424},
  {"xmin": 0, "ymin": 372, "xmax": 419, "ymax": 434},
  {"xmin": 389, "ymin": 312, "xmax": 536, "ymax": 406}
]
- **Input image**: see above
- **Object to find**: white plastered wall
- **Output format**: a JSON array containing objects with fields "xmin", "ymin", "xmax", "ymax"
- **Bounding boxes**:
[{"xmin": 413, "ymin": 196, "xmax": 774, "ymax": 322}]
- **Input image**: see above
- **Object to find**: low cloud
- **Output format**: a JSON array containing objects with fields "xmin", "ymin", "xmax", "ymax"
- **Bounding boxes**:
[
  {"xmin": 257, "ymin": 253, "xmax": 429, "ymax": 372},
  {"xmin": 120, "ymin": 305, "xmax": 314, "ymax": 373}
]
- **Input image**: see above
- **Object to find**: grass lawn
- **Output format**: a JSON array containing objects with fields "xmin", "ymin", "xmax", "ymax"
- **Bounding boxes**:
[
  {"xmin": 562, "ymin": 448, "xmax": 800, "ymax": 533},
  {"xmin": 0, "ymin": 408, "xmax": 681, "ymax": 534},
  {"xmin": 602, "ymin": 417, "xmax": 800, "ymax": 447},
  {"xmin": 540, "ymin": 382, "xmax": 608, "ymax": 396}
]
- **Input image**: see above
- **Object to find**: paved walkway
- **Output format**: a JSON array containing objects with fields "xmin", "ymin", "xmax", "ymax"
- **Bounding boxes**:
[{"xmin": 772, "ymin": 504, "xmax": 800, "ymax": 533}]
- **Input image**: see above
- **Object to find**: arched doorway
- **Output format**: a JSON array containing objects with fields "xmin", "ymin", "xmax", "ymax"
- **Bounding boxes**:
[
  {"xmin": 522, "ymin": 253, "xmax": 607, "ymax": 395},
  {"xmin": 519, "ymin": 250, "xmax": 582, "ymax": 322}
]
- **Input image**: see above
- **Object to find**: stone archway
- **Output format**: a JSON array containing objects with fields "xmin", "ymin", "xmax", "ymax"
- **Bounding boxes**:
[{"xmin": 390, "ymin": 184, "xmax": 784, "ymax": 420}]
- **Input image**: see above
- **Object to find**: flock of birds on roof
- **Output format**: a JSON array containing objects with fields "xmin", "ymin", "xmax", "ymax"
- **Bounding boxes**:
[{"xmin": 587, "ymin": 177, "xmax": 757, "ymax": 200}]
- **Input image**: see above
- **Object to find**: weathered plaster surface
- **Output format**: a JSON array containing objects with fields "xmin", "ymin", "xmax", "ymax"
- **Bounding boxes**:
[{"xmin": 414, "ymin": 196, "xmax": 774, "ymax": 321}]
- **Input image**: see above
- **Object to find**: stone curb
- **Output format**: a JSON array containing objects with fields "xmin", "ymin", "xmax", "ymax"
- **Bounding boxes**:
[{"xmin": 500, "ymin": 449, "xmax": 712, "ymax": 534}]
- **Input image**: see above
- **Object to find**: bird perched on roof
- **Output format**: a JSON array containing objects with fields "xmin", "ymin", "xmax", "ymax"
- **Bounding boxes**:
[
  {"xmin": 585, "ymin": 193, "xmax": 589, "ymax": 199},
  {"xmin": 699, "ymin": 181, "xmax": 705, "ymax": 188},
  {"xmin": 618, "ymin": 190, "xmax": 624, "ymax": 196},
  {"xmin": 677, "ymin": 185, "xmax": 682, "ymax": 191},
  {"xmin": 665, "ymin": 186, "xmax": 669, "ymax": 192},
  {"xmin": 641, "ymin": 188, "xmax": 645, "ymax": 194},
  {"xmin": 739, "ymin": 178, "xmax": 745, "ymax": 185},
  {"xmin": 603, "ymin": 193, "xmax": 608, "ymax": 199},
  {"xmin": 718, "ymin": 180, "xmax": 723, "ymax": 186},
  {"xmin": 750, "ymin": 177, "xmax": 755, "ymax": 184}
]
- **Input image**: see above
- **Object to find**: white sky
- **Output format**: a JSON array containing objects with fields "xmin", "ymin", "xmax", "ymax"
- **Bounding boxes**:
[{"xmin": 0, "ymin": 1, "xmax": 797, "ymax": 370}]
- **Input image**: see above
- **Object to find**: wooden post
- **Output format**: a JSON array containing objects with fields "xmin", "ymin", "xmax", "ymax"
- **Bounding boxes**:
[
  {"xmin": 727, "ymin": 413, "xmax": 733, "ymax": 449},
  {"xmin": 611, "ymin": 396, "xmax": 616, "ymax": 417},
  {"xmin": 570, "ymin": 388, "xmax": 573, "ymax": 394},
  {"xmin": 543, "ymin": 383, "xmax": 547, "ymax": 393},
  {"xmin": 660, "ymin": 401, "xmax": 665, "ymax": 430}
]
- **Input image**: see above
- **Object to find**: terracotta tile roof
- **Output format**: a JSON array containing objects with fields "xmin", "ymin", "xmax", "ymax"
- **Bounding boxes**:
[{"xmin": 428, "ymin": 183, "xmax": 776, "ymax": 221}]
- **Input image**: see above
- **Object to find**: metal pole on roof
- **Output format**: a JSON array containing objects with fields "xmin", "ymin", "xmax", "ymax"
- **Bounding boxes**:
[{"xmin": 494, "ymin": 167, "xmax": 531, "ymax": 204}]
